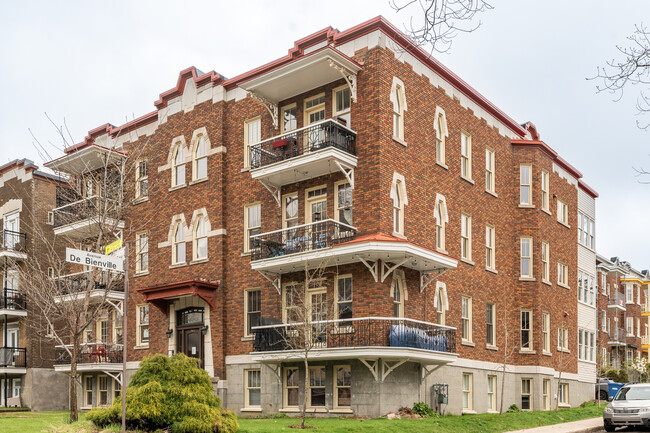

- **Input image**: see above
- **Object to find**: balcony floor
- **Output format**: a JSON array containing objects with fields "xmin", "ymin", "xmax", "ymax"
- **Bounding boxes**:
[
  {"xmin": 53, "ymin": 217, "xmax": 124, "ymax": 241},
  {"xmin": 54, "ymin": 363, "xmax": 122, "ymax": 373}
]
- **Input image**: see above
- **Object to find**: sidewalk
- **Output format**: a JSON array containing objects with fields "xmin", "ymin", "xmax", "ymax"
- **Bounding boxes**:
[{"xmin": 505, "ymin": 417, "xmax": 602, "ymax": 433}]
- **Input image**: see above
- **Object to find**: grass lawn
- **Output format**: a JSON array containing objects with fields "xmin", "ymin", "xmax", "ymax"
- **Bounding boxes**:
[{"xmin": 0, "ymin": 402, "xmax": 605, "ymax": 433}]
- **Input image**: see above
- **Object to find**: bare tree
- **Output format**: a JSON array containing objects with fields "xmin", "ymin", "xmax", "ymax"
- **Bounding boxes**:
[
  {"xmin": 497, "ymin": 305, "xmax": 519, "ymax": 414},
  {"xmin": 390, "ymin": 0, "xmax": 493, "ymax": 53}
]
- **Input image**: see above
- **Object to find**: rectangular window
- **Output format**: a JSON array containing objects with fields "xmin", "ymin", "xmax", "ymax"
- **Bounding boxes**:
[
  {"xmin": 462, "ymin": 372, "xmax": 473, "ymax": 411},
  {"xmin": 335, "ymin": 181, "xmax": 353, "ymax": 227},
  {"xmin": 601, "ymin": 310, "xmax": 607, "ymax": 332},
  {"xmin": 461, "ymin": 132, "xmax": 472, "ymax": 180},
  {"xmin": 98, "ymin": 376, "xmax": 108, "ymax": 406},
  {"xmin": 308, "ymin": 366, "xmax": 326, "ymax": 407},
  {"xmin": 244, "ymin": 203, "xmax": 261, "ymax": 254},
  {"xmin": 462, "ymin": 296, "xmax": 472, "ymax": 342},
  {"xmin": 334, "ymin": 365, "xmax": 351, "ymax": 408},
  {"xmin": 245, "ymin": 289, "xmax": 261, "ymax": 338},
  {"xmin": 244, "ymin": 118, "xmax": 261, "ymax": 168},
  {"xmin": 97, "ymin": 317, "xmax": 108, "ymax": 343},
  {"xmin": 485, "ymin": 148, "xmax": 495, "ymax": 193},
  {"xmin": 136, "ymin": 305, "xmax": 149, "ymax": 346},
  {"xmin": 521, "ymin": 310, "xmax": 532, "ymax": 350},
  {"xmin": 113, "ymin": 378, "xmax": 121, "ymax": 401},
  {"xmin": 559, "ymin": 383, "xmax": 569, "ymax": 405},
  {"xmin": 542, "ymin": 312, "xmax": 550, "ymax": 353},
  {"xmin": 487, "ymin": 375, "xmax": 497, "ymax": 412},
  {"xmin": 245, "ymin": 369, "xmax": 261, "ymax": 408},
  {"xmin": 558, "ymin": 263, "xmax": 568, "ymax": 287},
  {"xmin": 541, "ymin": 241, "xmax": 550, "ymax": 282},
  {"xmin": 282, "ymin": 192, "xmax": 299, "ymax": 239},
  {"xmin": 578, "ymin": 329, "xmax": 584, "ymax": 360},
  {"xmin": 333, "ymin": 85, "xmax": 351, "ymax": 126},
  {"xmin": 627, "ymin": 317, "xmax": 634, "ymax": 336},
  {"xmin": 284, "ymin": 367, "xmax": 299, "ymax": 408},
  {"xmin": 283, "ymin": 282, "xmax": 301, "ymax": 324},
  {"xmin": 84, "ymin": 375, "xmax": 93, "ymax": 407},
  {"xmin": 486, "ymin": 303, "xmax": 495, "ymax": 346},
  {"xmin": 281, "ymin": 104, "xmax": 297, "ymax": 133},
  {"xmin": 485, "ymin": 225, "xmax": 495, "ymax": 270},
  {"xmin": 136, "ymin": 160, "xmax": 148, "ymax": 199},
  {"xmin": 461, "ymin": 214, "xmax": 472, "ymax": 261},
  {"xmin": 136, "ymin": 232, "xmax": 149, "ymax": 273},
  {"xmin": 541, "ymin": 169, "xmax": 549, "ymax": 211},
  {"xmin": 626, "ymin": 285, "xmax": 633, "ymax": 303},
  {"xmin": 336, "ymin": 275, "xmax": 352, "ymax": 326},
  {"xmin": 542, "ymin": 379, "xmax": 551, "ymax": 410},
  {"xmin": 113, "ymin": 310, "xmax": 123, "ymax": 345},
  {"xmin": 557, "ymin": 200, "xmax": 568, "ymax": 225},
  {"xmin": 558, "ymin": 327, "xmax": 568, "ymax": 351},
  {"xmin": 520, "ymin": 165, "xmax": 532, "ymax": 205},
  {"xmin": 520, "ymin": 237, "xmax": 532, "ymax": 278},
  {"xmin": 521, "ymin": 379, "xmax": 532, "ymax": 410},
  {"xmin": 578, "ymin": 212, "xmax": 595, "ymax": 249}
]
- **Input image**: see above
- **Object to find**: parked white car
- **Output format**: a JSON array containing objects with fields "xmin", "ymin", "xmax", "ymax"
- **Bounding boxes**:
[{"xmin": 603, "ymin": 383, "xmax": 650, "ymax": 431}]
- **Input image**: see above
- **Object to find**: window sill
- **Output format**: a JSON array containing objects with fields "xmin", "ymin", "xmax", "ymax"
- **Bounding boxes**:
[
  {"xmin": 132, "ymin": 196, "xmax": 149, "ymax": 205},
  {"xmin": 485, "ymin": 189, "xmax": 498, "ymax": 198},
  {"xmin": 461, "ymin": 340, "xmax": 475, "ymax": 347},
  {"xmin": 241, "ymin": 336, "xmax": 254, "ymax": 342},
  {"xmin": 331, "ymin": 408, "xmax": 354, "ymax": 414},
  {"xmin": 461, "ymin": 176, "xmax": 475, "ymax": 185},
  {"xmin": 279, "ymin": 408, "xmax": 300, "ymax": 413},
  {"xmin": 168, "ymin": 184, "xmax": 187, "ymax": 192},
  {"xmin": 542, "ymin": 279, "xmax": 552, "ymax": 286},
  {"xmin": 241, "ymin": 251, "xmax": 251, "ymax": 257},
  {"xmin": 541, "ymin": 208, "xmax": 551, "ymax": 215},
  {"xmin": 558, "ymin": 403, "xmax": 571, "ymax": 408},
  {"xmin": 436, "ymin": 248, "xmax": 448, "ymax": 255},
  {"xmin": 391, "ymin": 232, "xmax": 407, "ymax": 240},
  {"xmin": 518, "ymin": 204, "xmax": 535, "ymax": 209},
  {"xmin": 486, "ymin": 344, "xmax": 498, "ymax": 351},
  {"xmin": 392, "ymin": 136, "xmax": 408, "ymax": 147},
  {"xmin": 169, "ymin": 262, "xmax": 188, "ymax": 269},
  {"xmin": 462, "ymin": 409, "xmax": 477, "ymax": 415},
  {"xmin": 578, "ymin": 300, "xmax": 596, "ymax": 308},
  {"xmin": 134, "ymin": 271, "xmax": 150, "ymax": 278},
  {"xmin": 519, "ymin": 349, "xmax": 536, "ymax": 355},
  {"xmin": 542, "ymin": 351, "xmax": 552, "ymax": 357},
  {"xmin": 189, "ymin": 177, "xmax": 209, "ymax": 186},
  {"xmin": 190, "ymin": 258, "xmax": 209, "ymax": 265},
  {"xmin": 241, "ymin": 167, "xmax": 250, "ymax": 173},
  {"xmin": 558, "ymin": 283, "xmax": 570, "ymax": 290},
  {"xmin": 460, "ymin": 258, "xmax": 475, "ymax": 266},
  {"xmin": 240, "ymin": 407, "xmax": 262, "ymax": 412},
  {"xmin": 557, "ymin": 220, "xmax": 570, "ymax": 229},
  {"xmin": 436, "ymin": 161, "xmax": 448, "ymax": 170},
  {"xmin": 134, "ymin": 345, "xmax": 149, "ymax": 350},
  {"xmin": 519, "ymin": 277, "xmax": 536, "ymax": 282},
  {"xmin": 486, "ymin": 267, "xmax": 498, "ymax": 274},
  {"xmin": 557, "ymin": 348, "xmax": 570, "ymax": 353}
]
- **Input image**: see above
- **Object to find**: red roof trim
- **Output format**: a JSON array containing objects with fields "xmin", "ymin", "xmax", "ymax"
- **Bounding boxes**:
[
  {"xmin": 46, "ymin": 144, "xmax": 127, "ymax": 166},
  {"xmin": 154, "ymin": 67, "xmax": 224, "ymax": 110},
  {"xmin": 137, "ymin": 279, "xmax": 221, "ymax": 314},
  {"xmin": 578, "ymin": 179, "xmax": 599, "ymax": 198},
  {"xmin": 337, "ymin": 232, "xmax": 458, "ymax": 262},
  {"xmin": 511, "ymin": 139, "xmax": 584, "ymax": 180},
  {"xmin": 0, "ymin": 159, "xmax": 38, "ymax": 176}
]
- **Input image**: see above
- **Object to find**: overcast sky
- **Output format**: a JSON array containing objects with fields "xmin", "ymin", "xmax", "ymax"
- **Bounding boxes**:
[{"xmin": 1, "ymin": 1, "xmax": 649, "ymax": 267}]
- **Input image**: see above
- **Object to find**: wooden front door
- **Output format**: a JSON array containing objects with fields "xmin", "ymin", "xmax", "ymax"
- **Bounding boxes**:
[{"xmin": 177, "ymin": 326, "xmax": 203, "ymax": 367}]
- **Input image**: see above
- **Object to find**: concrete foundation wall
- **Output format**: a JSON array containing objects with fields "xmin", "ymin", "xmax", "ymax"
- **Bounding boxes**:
[{"xmin": 23, "ymin": 368, "xmax": 69, "ymax": 411}]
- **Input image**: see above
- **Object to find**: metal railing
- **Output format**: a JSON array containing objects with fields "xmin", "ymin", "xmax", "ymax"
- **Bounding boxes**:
[
  {"xmin": 608, "ymin": 291, "xmax": 626, "ymax": 308},
  {"xmin": 0, "ymin": 288, "xmax": 26, "ymax": 310},
  {"xmin": 609, "ymin": 328, "xmax": 627, "ymax": 343},
  {"xmin": 54, "ymin": 342, "xmax": 124, "ymax": 365},
  {"xmin": 0, "ymin": 230, "xmax": 27, "ymax": 253},
  {"xmin": 642, "ymin": 335, "xmax": 650, "ymax": 346},
  {"xmin": 52, "ymin": 195, "xmax": 121, "ymax": 228},
  {"xmin": 0, "ymin": 347, "xmax": 27, "ymax": 368},
  {"xmin": 54, "ymin": 270, "xmax": 124, "ymax": 295},
  {"xmin": 642, "ymin": 301, "xmax": 650, "ymax": 314},
  {"xmin": 250, "ymin": 219, "xmax": 356, "ymax": 261},
  {"xmin": 252, "ymin": 317, "xmax": 456, "ymax": 354},
  {"xmin": 249, "ymin": 119, "xmax": 356, "ymax": 170}
]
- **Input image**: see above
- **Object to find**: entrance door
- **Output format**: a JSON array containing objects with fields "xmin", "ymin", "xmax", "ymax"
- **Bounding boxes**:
[
  {"xmin": 176, "ymin": 307, "xmax": 205, "ymax": 368},
  {"xmin": 304, "ymin": 95, "xmax": 326, "ymax": 151}
]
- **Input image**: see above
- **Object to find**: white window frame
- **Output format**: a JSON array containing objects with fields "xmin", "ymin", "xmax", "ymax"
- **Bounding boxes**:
[
  {"xmin": 280, "ymin": 103, "xmax": 297, "ymax": 133},
  {"xmin": 541, "ymin": 169, "xmax": 549, "ymax": 212},
  {"xmin": 557, "ymin": 199, "xmax": 568, "ymax": 225},
  {"xmin": 308, "ymin": 365, "xmax": 326, "ymax": 408},
  {"xmin": 520, "ymin": 237, "xmax": 533, "ymax": 278},
  {"xmin": 393, "ymin": 180, "xmax": 405, "ymax": 236},
  {"xmin": 521, "ymin": 378, "xmax": 532, "ymax": 411},
  {"xmin": 391, "ymin": 271, "xmax": 407, "ymax": 318},
  {"xmin": 83, "ymin": 375, "xmax": 93, "ymax": 408},
  {"xmin": 541, "ymin": 241, "xmax": 550, "ymax": 283},
  {"xmin": 98, "ymin": 375, "xmax": 109, "ymax": 407},
  {"xmin": 461, "ymin": 213, "xmax": 472, "ymax": 261},
  {"xmin": 192, "ymin": 134, "xmax": 209, "ymax": 181},
  {"xmin": 558, "ymin": 327, "xmax": 569, "ymax": 351},
  {"xmin": 521, "ymin": 309, "xmax": 533, "ymax": 350},
  {"xmin": 627, "ymin": 317, "xmax": 634, "ymax": 336},
  {"xmin": 244, "ymin": 288, "xmax": 261, "ymax": 338},
  {"xmin": 333, "ymin": 365, "xmax": 352, "ymax": 409},
  {"xmin": 485, "ymin": 148, "xmax": 495, "ymax": 193},
  {"xmin": 460, "ymin": 131, "xmax": 472, "ymax": 180},
  {"xmin": 391, "ymin": 78, "xmax": 406, "ymax": 142},
  {"xmin": 434, "ymin": 194, "xmax": 448, "ymax": 252},
  {"xmin": 244, "ymin": 117, "xmax": 261, "ymax": 169},
  {"xmin": 335, "ymin": 275, "xmax": 353, "ymax": 325},
  {"xmin": 244, "ymin": 369, "xmax": 261, "ymax": 409},
  {"xmin": 244, "ymin": 203, "xmax": 261, "ymax": 254},
  {"xmin": 171, "ymin": 142, "xmax": 186, "ymax": 187},
  {"xmin": 462, "ymin": 372, "xmax": 473, "ymax": 411},
  {"xmin": 520, "ymin": 165, "xmax": 532, "ymax": 206},
  {"xmin": 334, "ymin": 180, "xmax": 353, "ymax": 227},
  {"xmin": 135, "ymin": 232, "xmax": 149, "ymax": 274},
  {"xmin": 461, "ymin": 296, "xmax": 472, "ymax": 342},
  {"xmin": 135, "ymin": 159, "xmax": 148, "ymax": 199},
  {"xmin": 558, "ymin": 262, "xmax": 569, "ymax": 287},
  {"xmin": 558, "ymin": 383, "xmax": 569, "ymax": 406},
  {"xmin": 333, "ymin": 85, "xmax": 351, "ymax": 127},
  {"xmin": 486, "ymin": 302, "xmax": 495, "ymax": 346},
  {"xmin": 542, "ymin": 378, "xmax": 551, "ymax": 410},
  {"xmin": 434, "ymin": 108, "xmax": 448, "ymax": 166},
  {"xmin": 193, "ymin": 215, "xmax": 208, "ymax": 261},
  {"xmin": 485, "ymin": 224, "xmax": 495, "ymax": 270},
  {"xmin": 113, "ymin": 310, "xmax": 123, "ymax": 345},
  {"xmin": 172, "ymin": 219, "xmax": 186, "ymax": 265},
  {"xmin": 136, "ymin": 304, "xmax": 149, "ymax": 347},
  {"xmin": 487, "ymin": 375, "xmax": 497, "ymax": 412},
  {"xmin": 542, "ymin": 312, "xmax": 550, "ymax": 353},
  {"xmin": 283, "ymin": 367, "xmax": 299, "ymax": 409}
]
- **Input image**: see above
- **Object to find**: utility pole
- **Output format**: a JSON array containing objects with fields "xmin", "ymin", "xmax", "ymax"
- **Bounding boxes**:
[{"xmin": 121, "ymin": 243, "xmax": 128, "ymax": 433}]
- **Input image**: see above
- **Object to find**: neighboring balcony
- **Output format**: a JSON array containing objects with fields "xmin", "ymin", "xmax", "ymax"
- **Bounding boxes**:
[
  {"xmin": 0, "ymin": 230, "xmax": 27, "ymax": 261},
  {"xmin": 53, "ymin": 270, "xmax": 124, "ymax": 304},
  {"xmin": 0, "ymin": 289, "xmax": 27, "ymax": 318},
  {"xmin": 608, "ymin": 292, "xmax": 626, "ymax": 310},
  {"xmin": 642, "ymin": 300, "xmax": 650, "ymax": 316},
  {"xmin": 249, "ymin": 119, "xmax": 357, "ymax": 188},
  {"xmin": 0, "ymin": 347, "xmax": 27, "ymax": 374},
  {"xmin": 54, "ymin": 343, "xmax": 123, "ymax": 372},
  {"xmin": 608, "ymin": 328, "xmax": 627, "ymax": 346},
  {"xmin": 52, "ymin": 195, "xmax": 124, "ymax": 240},
  {"xmin": 642, "ymin": 335, "xmax": 650, "ymax": 349},
  {"xmin": 251, "ymin": 317, "xmax": 457, "ymax": 377}
]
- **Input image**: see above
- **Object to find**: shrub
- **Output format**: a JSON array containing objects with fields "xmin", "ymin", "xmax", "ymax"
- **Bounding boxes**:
[
  {"xmin": 506, "ymin": 404, "xmax": 521, "ymax": 413},
  {"xmin": 86, "ymin": 354, "xmax": 238, "ymax": 433},
  {"xmin": 412, "ymin": 402, "xmax": 436, "ymax": 418},
  {"xmin": 618, "ymin": 369, "xmax": 630, "ymax": 383}
]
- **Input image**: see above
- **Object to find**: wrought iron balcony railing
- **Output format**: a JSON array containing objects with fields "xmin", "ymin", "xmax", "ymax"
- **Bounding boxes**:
[
  {"xmin": 54, "ymin": 270, "xmax": 124, "ymax": 295},
  {"xmin": 0, "ymin": 230, "xmax": 27, "ymax": 253},
  {"xmin": 55, "ymin": 342, "xmax": 123, "ymax": 365},
  {"xmin": 0, "ymin": 347, "xmax": 27, "ymax": 368},
  {"xmin": 642, "ymin": 335, "xmax": 650, "ymax": 346},
  {"xmin": 609, "ymin": 328, "xmax": 627, "ymax": 343},
  {"xmin": 0, "ymin": 288, "xmax": 26, "ymax": 311},
  {"xmin": 250, "ymin": 219, "xmax": 356, "ymax": 261},
  {"xmin": 249, "ymin": 119, "xmax": 356, "ymax": 170},
  {"xmin": 252, "ymin": 317, "xmax": 456, "ymax": 355},
  {"xmin": 608, "ymin": 292, "xmax": 626, "ymax": 308},
  {"xmin": 52, "ymin": 195, "xmax": 121, "ymax": 228}
]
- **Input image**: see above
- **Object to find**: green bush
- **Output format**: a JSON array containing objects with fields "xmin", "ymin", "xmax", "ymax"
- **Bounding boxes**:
[
  {"xmin": 506, "ymin": 404, "xmax": 521, "ymax": 413},
  {"xmin": 412, "ymin": 402, "xmax": 436, "ymax": 417},
  {"xmin": 86, "ymin": 354, "xmax": 238, "ymax": 433},
  {"xmin": 618, "ymin": 369, "xmax": 630, "ymax": 383}
]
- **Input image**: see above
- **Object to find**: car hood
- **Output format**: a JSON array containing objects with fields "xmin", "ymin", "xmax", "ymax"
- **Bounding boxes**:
[{"xmin": 611, "ymin": 399, "xmax": 650, "ymax": 409}]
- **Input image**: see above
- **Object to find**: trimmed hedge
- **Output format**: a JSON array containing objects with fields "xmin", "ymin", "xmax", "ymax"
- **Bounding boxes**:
[{"xmin": 87, "ymin": 354, "xmax": 238, "ymax": 433}]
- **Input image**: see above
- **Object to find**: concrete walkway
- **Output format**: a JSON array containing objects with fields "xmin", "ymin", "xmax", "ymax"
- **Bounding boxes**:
[{"xmin": 505, "ymin": 417, "xmax": 603, "ymax": 433}]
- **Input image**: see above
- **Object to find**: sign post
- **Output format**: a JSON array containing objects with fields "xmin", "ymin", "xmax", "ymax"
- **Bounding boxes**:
[{"xmin": 121, "ymin": 244, "xmax": 128, "ymax": 433}]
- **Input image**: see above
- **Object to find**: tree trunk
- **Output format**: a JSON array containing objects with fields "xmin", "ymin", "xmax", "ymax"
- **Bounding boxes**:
[
  {"xmin": 302, "ymin": 356, "xmax": 308, "ymax": 429},
  {"xmin": 69, "ymin": 344, "xmax": 78, "ymax": 422}
]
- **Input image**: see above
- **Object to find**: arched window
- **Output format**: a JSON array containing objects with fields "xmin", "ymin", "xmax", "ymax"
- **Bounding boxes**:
[
  {"xmin": 434, "ymin": 195, "xmax": 448, "ymax": 252},
  {"xmin": 436, "ymin": 113, "xmax": 445, "ymax": 164},
  {"xmin": 193, "ymin": 136, "xmax": 208, "ymax": 180},
  {"xmin": 435, "ymin": 282, "xmax": 447, "ymax": 326},
  {"xmin": 194, "ymin": 215, "xmax": 208, "ymax": 260},
  {"xmin": 172, "ymin": 220, "xmax": 186, "ymax": 264},
  {"xmin": 392, "ymin": 85, "xmax": 405, "ymax": 140},
  {"xmin": 391, "ymin": 271, "xmax": 407, "ymax": 318},
  {"xmin": 393, "ymin": 180, "xmax": 404, "ymax": 235},
  {"xmin": 172, "ymin": 143, "xmax": 185, "ymax": 187}
]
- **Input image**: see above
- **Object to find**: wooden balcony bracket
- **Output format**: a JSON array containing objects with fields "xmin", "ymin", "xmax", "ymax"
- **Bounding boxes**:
[
  {"xmin": 249, "ymin": 91, "xmax": 279, "ymax": 130},
  {"xmin": 259, "ymin": 271, "xmax": 281, "ymax": 295},
  {"xmin": 328, "ymin": 60, "xmax": 358, "ymax": 103}
]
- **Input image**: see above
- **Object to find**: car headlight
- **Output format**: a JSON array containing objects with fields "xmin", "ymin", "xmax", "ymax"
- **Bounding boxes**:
[
  {"xmin": 639, "ymin": 406, "xmax": 650, "ymax": 414},
  {"xmin": 605, "ymin": 405, "xmax": 614, "ymax": 414}
]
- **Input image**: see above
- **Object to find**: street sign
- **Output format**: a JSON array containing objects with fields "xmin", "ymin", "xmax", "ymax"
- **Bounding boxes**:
[
  {"xmin": 105, "ymin": 239, "xmax": 123, "ymax": 255},
  {"xmin": 66, "ymin": 248, "xmax": 124, "ymax": 272}
]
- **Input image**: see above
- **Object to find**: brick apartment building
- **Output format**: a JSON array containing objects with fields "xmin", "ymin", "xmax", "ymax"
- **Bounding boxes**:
[
  {"xmin": 597, "ymin": 255, "xmax": 649, "ymax": 371},
  {"xmin": 35, "ymin": 16, "xmax": 602, "ymax": 415},
  {"xmin": 0, "ymin": 159, "xmax": 68, "ymax": 410}
]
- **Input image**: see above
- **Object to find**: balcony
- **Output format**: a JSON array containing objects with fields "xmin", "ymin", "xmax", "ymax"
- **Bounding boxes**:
[
  {"xmin": 52, "ymin": 195, "xmax": 124, "ymax": 240},
  {"xmin": 0, "ymin": 230, "xmax": 27, "ymax": 260},
  {"xmin": 0, "ymin": 289, "xmax": 27, "ymax": 317},
  {"xmin": 53, "ymin": 270, "xmax": 124, "ymax": 304},
  {"xmin": 54, "ymin": 343, "xmax": 123, "ymax": 372},
  {"xmin": 642, "ymin": 335, "xmax": 650, "ymax": 348},
  {"xmin": 251, "ymin": 317, "xmax": 457, "ymax": 375},
  {"xmin": 249, "ymin": 119, "xmax": 357, "ymax": 189},
  {"xmin": 642, "ymin": 301, "xmax": 650, "ymax": 316},
  {"xmin": 608, "ymin": 328, "xmax": 627, "ymax": 346},
  {"xmin": 608, "ymin": 292, "xmax": 626, "ymax": 310},
  {"xmin": 0, "ymin": 347, "xmax": 27, "ymax": 374}
]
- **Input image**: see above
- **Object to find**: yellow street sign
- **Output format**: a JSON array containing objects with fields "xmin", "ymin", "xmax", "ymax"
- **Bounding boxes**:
[{"xmin": 105, "ymin": 239, "xmax": 123, "ymax": 255}]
